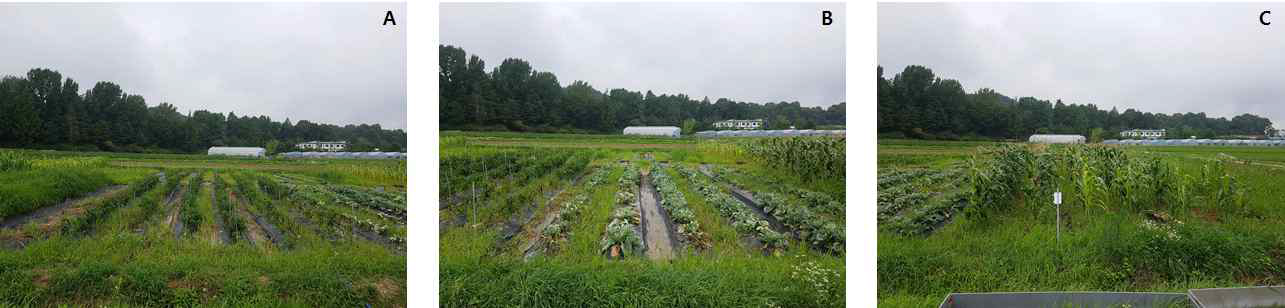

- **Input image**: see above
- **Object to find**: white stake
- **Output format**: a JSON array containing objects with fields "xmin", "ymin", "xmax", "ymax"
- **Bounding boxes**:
[{"xmin": 1053, "ymin": 191, "xmax": 1062, "ymax": 245}]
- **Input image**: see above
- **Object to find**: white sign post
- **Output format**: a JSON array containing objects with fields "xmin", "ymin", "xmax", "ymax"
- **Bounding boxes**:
[{"xmin": 1053, "ymin": 191, "xmax": 1062, "ymax": 245}]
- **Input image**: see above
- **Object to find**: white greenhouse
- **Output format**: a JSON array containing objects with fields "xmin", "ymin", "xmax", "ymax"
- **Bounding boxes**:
[
  {"xmin": 622, "ymin": 126, "xmax": 681, "ymax": 137},
  {"xmin": 207, "ymin": 147, "xmax": 266, "ymax": 157},
  {"xmin": 1028, "ymin": 134, "xmax": 1085, "ymax": 144}
]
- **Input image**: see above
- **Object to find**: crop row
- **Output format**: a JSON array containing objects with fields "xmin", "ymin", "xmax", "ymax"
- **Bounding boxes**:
[
  {"xmin": 713, "ymin": 166, "xmax": 843, "ymax": 220},
  {"xmin": 876, "ymin": 168, "xmax": 935, "ymax": 190},
  {"xmin": 538, "ymin": 167, "xmax": 610, "ymax": 254},
  {"xmin": 674, "ymin": 165, "xmax": 786, "ymax": 254},
  {"xmin": 273, "ymin": 175, "xmax": 407, "ymax": 246},
  {"xmin": 882, "ymin": 191, "xmax": 968, "ymax": 235},
  {"xmin": 600, "ymin": 163, "xmax": 643, "ymax": 259},
  {"xmin": 329, "ymin": 185, "xmax": 407, "ymax": 219},
  {"xmin": 648, "ymin": 165, "xmax": 710, "ymax": 250},
  {"xmin": 966, "ymin": 144, "xmax": 1248, "ymax": 219},
  {"xmin": 61, "ymin": 173, "xmax": 163, "ymax": 235},
  {"xmin": 214, "ymin": 174, "xmax": 249, "ymax": 243},
  {"xmin": 742, "ymin": 137, "xmax": 844, "ymax": 180},
  {"xmin": 440, "ymin": 149, "xmax": 577, "ymax": 204},
  {"xmin": 441, "ymin": 149, "xmax": 595, "ymax": 227},
  {"xmin": 233, "ymin": 173, "xmax": 297, "ymax": 248},
  {"xmin": 703, "ymin": 166, "xmax": 844, "ymax": 254},
  {"xmin": 877, "ymin": 171, "xmax": 960, "ymax": 219},
  {"xmin": 180, "ymin": 173, "xmax": 202, "ymax": 235}
]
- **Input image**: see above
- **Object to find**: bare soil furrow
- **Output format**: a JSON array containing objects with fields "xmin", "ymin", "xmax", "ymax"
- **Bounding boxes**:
[{"xmin": 638, "ymin": 170, "xmax": 677, "ymax": 260}]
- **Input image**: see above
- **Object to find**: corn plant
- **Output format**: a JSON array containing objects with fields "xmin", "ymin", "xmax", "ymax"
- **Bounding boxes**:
[
  {"xmin": 741, "ymin": 137, "xmax": 844, "ymax": 180},
  {"xmin": 965, "ymin": 144, "xmax": 1249, "ymax": 223}
]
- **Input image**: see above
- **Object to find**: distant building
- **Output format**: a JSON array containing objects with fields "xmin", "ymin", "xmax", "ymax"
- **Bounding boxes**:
[
  {"xmin": 713, "ymin": 119, "xmax": 763, "ymax": 130},
  {"xmin": 1121, "ymin": 129, "xmax": 1166, "ymax": 139},
  {"xmin": 1267, "ymin": 127, "xmax": 1285, "ymax": 139},
  {"xmin": 295, "ymin": 141, "xmax": 348, "ymax": 152},
  {"xmin": 207, "ymin": 147, "xmax": 265, "ymax": 157},
  {"xmin": 622, "ymin": 126, "xmax": 681, "ymax": 137},
  {"xmin": 1028, "ymin": 134, "xmax": 1085, "ymax": 144}
]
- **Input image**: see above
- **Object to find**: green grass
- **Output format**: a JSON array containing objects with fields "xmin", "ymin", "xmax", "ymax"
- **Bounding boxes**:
[
  {"xmin": 0, "ymin": 167, "xmax": 112, "ymax": 220},
  {"xmin": 664, "ymin": 165, "xmax": 749, "ymax": 258},
  {"xmin": 877, "ymin": 139, "xmax": 1285, "ymax": 307},
  {"xmin": 0, "ymin": 234, "xmax": 404, "ymax": 307},
  {"xmin": 0, "ymin": 148, "xmax": 407, "ymax": 306},
  {"xmin": 441, "ymin": 132, "xmax": 845, "ymax": 307},
  {"xmin": 441, "ymin": 254, "xmax": 843, "ymax": 308},
  {"xmin": 564, "ymin": 165, "xmax": 623, "ymax": 260}
]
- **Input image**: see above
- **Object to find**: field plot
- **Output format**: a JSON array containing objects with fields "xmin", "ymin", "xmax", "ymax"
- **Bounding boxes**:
[
  {"xmin": 0, "ymin": 149, "xmax": 406, "ymax": 306},
  {"xmin": 878, "ymin": 139, "xmax": 1285, "ymax": 307},
  {"xmin": 439, "ymin": 132, "xmax": 846, "ymax": 307}
]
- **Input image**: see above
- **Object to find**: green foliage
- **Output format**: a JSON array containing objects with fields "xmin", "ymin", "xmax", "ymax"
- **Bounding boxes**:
[
  {"xmin": 180, "ymin": 172, "xmax": 202, "ymax": 234},
  {"xmin": 674, "ymin": 165, "xmax": 784, "ymax": 254},
  {"xmin": 879, "ymin": 65, "xmax": 1273, "ymax": 140},
  {"xmin": 649, "ymin": 165, "xmax": 710, "ymax": 250},
  {"xmin": 538, "ymin": 167, "xmax": 610, "ymax": 254},
  {"xmin": 681, "ymin": 118, "xmax": 697, "ymax": 135},
  {"xmin": 711, "ymin": 166, "xmax": 844, "ymax": 254},
  {"xmin": 0, "ymin": 68, "xmax": 405, "ymax": 153},
  {"xmin": 441, "ymin": 256, "xmax": 844, "ymax": 308},
  {"xmin": 440, "ymin": 45, "xmax": 844, "ymax": 133},
  {"xmin": 0, "ymin": 167, "xmax": 112, "ymax": 220},
  {"xmin": 742, "ymin": 137, "xmax": 844, "ymax": 180},
  {"xmin": 0, "ymin": 150, "xmax": 32, "ymax": 172},
  {"xmin": 60, "ymin": 173, "xmax": 162, "ymax": 235},
  {"xmin": 964, "ymin": 144, "xmax": 1248, "ymax": 220},
  {"xmin": 600, "ymin": 163, "xmax": 643, "ymax": 258}
]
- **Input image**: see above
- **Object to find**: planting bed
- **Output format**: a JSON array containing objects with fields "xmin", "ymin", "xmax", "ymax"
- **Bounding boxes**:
[
  {"xmin": 878, "ymin": 139, "xmax": 1285, "ymax": 307},
  {"xmin": 440, "ymin": 132, "xmax": 845, "ymax": 307},
  {"xmin": 0, "ymin": 149, "xmax": 406, "ymax": 306}
]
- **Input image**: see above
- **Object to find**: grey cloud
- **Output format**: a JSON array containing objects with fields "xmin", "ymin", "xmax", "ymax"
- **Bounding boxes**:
[
  {"xmin": 880, "ymin": 3, "xmax": 1284, "ymax": 124},
  {"xmin": 441, "ymin": 3, "xmax": 845, "ymax": 107},
  {"xmin": 0, "ymin": 3, "xmax": 406, "ymax": 129}
]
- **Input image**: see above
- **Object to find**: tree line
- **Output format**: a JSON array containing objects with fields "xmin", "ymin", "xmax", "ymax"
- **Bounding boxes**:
[
  {"xmin": 440, "ymin": 45, "xmax": 845, "ymax": 134},
  {"xmin": 878, "ymin": 65, "xmax": 1273, "ymax": 140},
  {"xmin": 0, "ymin": 68, "xmax": 406, "ymax": 154}
]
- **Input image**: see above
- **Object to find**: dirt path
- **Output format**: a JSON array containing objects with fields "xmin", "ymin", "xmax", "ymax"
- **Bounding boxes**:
[
  {"xmin": 165, "ymin": 174, "xmax": 195, "ymax": 239},
  {"xmin": 229, "ymin": 191, "xmax": 266, "ymax": 247},
  {"xmin": 151, "ymin": 175, "xmax": 184, "ymax": 237},
  {"xmin": 638, "ymin": 170, "xmax": 676, "ymax": 260},
  {"xmin": 1, "ymin": 185, "xmax": 128, "ymax": 230},
  {"xmin": 230, "ymin": 188, "xmax": 286, "ymax": 248},
  {"xmin": 205, "ymin": 180, "xmax": 230, "ymax": 245}
]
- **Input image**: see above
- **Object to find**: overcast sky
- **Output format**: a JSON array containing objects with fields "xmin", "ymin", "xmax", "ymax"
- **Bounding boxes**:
[
  {"xmin": 0, "ymin": 3, "xmax": 406, "ymax": 129},
  {"xmin": 441, "ymin": 3, "xmax": 845, "ymax": 107},
  {"xmin": 880, "ymin": 3, "xmax": 1283, "ymax": 124}
]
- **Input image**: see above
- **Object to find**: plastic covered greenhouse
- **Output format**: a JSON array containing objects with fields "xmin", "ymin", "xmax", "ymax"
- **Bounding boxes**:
[
  {"xmin": 1105, "ymin": 139, "xmax": 1285, "ymax": 147},
  {"xmin": 1028, "ymin": 134, "xmax": 1085, "ymax": 144},
  {"xmin": 207, "ymin": 147, "xmax": 266, "ymax": 157},
  {"xmin": 692, "ymin": 129, "xmax": 846, "ymax": 138},
  {"xmin": 622, "ymin": 126, "xmax": 681, "ymax": 137},
  {"xmin": 280, "ymin": 152, "xmax": 406, "ymax": 159}
]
